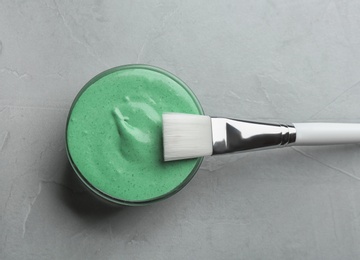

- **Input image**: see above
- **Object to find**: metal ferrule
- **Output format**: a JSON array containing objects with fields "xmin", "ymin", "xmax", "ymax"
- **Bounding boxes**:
[{"xmin": 211, "ymin": 118, "xmax": 296, "ymax": 155}]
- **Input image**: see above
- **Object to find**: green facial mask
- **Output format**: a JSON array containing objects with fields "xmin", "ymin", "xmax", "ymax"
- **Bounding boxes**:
[{"xmin": 66, "ymin": 65, "xmax": 203, "ymax": 205}]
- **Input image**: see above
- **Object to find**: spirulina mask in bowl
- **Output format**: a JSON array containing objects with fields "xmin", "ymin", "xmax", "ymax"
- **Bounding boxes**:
[{"xmin": 66, "ymin": 65, "xmax": 204, "ymax": 205}]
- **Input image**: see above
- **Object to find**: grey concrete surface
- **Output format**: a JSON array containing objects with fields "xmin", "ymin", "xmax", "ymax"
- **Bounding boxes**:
[{"xmin": 1, "ymin": 0, "xmax": 360, "ymax": 259}]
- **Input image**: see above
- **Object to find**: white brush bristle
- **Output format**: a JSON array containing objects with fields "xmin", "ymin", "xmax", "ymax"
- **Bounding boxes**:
[{"xmin": 162, "ymin": 113, "xmax": 213, "ymax": 161}]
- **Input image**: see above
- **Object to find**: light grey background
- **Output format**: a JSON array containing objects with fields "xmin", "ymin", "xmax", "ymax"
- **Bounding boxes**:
[{"xmin": 1, "ymin": 0, "xmax": 360, "ymax": 259}]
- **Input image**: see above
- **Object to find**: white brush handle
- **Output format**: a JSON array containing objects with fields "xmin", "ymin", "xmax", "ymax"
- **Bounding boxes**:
[{"xmin": 293, "ymin": 123, "xmax": 360, "ymax": 146}]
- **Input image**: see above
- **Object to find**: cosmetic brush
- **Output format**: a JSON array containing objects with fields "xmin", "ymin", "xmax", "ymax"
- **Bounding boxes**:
[{"xmin": 162, "ymin": 113, "xmax": 360, "ymax": 161}]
